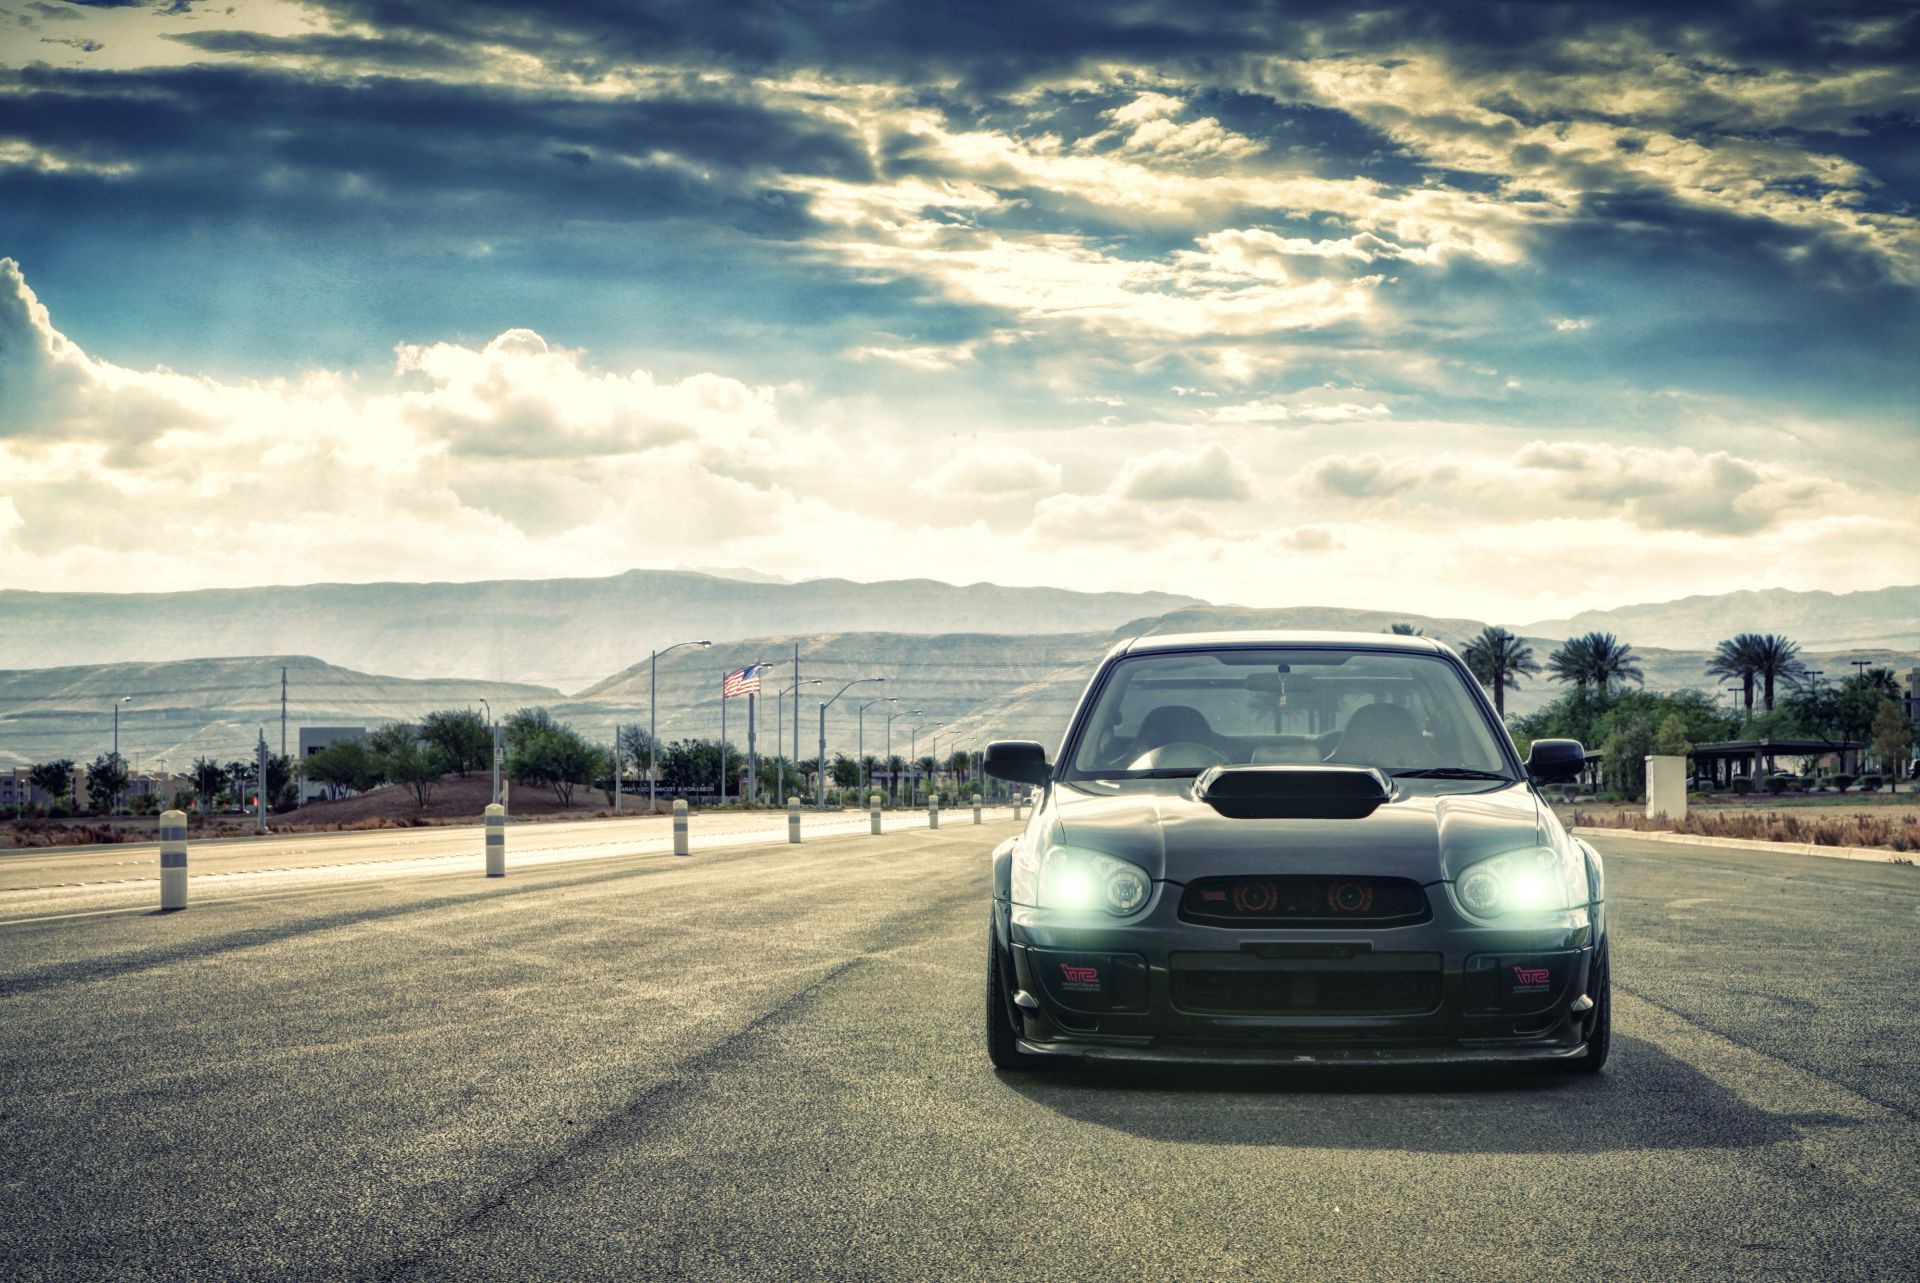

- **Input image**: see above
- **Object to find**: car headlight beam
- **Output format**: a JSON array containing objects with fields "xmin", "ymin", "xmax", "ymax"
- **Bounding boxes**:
[
  {"xmin": 1038, "ymin": 846, "xmax": 1153, "ymax": 917},
  {"xmin": 1453, "ymin": 845, "xmax": 1585, "ymax": 920}
]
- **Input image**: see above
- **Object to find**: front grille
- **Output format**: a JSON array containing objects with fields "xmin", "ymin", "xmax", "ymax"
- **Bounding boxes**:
[
  {"xmin": 1179, "ymin": 876, "xmax": 1430, "ymax": 927},
  {"xmin": 1169, "ymin": 951, "xmax": 1442, "ymax": 1016}
]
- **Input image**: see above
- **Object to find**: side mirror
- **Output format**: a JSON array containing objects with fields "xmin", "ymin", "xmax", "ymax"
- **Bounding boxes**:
[
  {"xmin": 985, "ymin": 740, "xmax": 1051, "ymax": 786},
  {"xmin": 1525, "ymin": 738, "xmax": 1586, "ymax": 783}
]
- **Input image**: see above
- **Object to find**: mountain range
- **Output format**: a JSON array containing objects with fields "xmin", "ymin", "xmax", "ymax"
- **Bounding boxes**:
[{"xmin": 1, "ymin": 575, "xmax": 1913, "ymax": 772}]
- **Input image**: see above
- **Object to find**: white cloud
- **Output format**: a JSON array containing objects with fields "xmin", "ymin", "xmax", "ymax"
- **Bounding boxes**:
[
  {"xmin": 914, "ymin": 445, "xmax": 1063, "ymax": 500},
  {"xmin": 1114, "ymin": 442, "xmax": 1254, "ymax": 502}
]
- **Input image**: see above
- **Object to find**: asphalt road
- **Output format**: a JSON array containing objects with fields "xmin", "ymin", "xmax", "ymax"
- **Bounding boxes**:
[{"xmin": 2, "ymin": 825, "xmax": 1916, "ymax": 1281}]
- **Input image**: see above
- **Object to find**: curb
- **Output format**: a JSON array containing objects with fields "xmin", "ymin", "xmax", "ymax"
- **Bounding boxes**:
[{"xmin": 1573, "ymin": 826, "xmax": 1913, "ymax": 866}]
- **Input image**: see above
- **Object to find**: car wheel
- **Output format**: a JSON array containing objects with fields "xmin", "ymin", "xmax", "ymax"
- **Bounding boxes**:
[
  {"xmin": 1561, "ymin": 941, "xmax": 1610, "ymax": 1074},
  {"xmin": 986, "ymin": 927, "xmax": 1053, "ymax": 1072}
]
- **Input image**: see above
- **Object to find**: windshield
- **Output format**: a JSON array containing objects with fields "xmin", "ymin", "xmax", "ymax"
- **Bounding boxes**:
[{"xmin": 1064, "ymin": 647, "xmax": 1513, "ymax": 780}]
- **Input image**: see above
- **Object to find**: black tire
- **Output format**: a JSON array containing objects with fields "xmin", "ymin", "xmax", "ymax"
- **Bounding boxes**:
[
  {"xmin": 1561, "ymin": 941, "xmax": 1610, "ymax": 1074},
  {"xmin": 986, "ymin": 927, "xmax": 1054, "ymax": 1072}
]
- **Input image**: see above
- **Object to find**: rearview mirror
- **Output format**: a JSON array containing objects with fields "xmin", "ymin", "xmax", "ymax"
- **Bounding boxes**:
[
  {"xmin": 985, "ymin": 740, "xmax": 1051, "ymax": 786},
  {"xmin": 1525, "ymin": 738, "xmax": 1586, "ymax": 783}
]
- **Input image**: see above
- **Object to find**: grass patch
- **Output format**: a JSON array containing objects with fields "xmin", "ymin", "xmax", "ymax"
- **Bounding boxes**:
[{"xmin": 1574, "ymin": 808, "xmax": 1920, "ymax": 853}]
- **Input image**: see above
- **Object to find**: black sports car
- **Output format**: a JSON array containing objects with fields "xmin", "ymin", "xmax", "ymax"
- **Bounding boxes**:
[{"xmin": 983, "ymin": 631, "xmax": 1607, "ymax": 1072}]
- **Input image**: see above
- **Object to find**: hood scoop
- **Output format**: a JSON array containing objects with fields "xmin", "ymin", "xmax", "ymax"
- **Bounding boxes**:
[{"xmin": 1194, "ymin": 765, "xmax": 1391, "ymax": 819}]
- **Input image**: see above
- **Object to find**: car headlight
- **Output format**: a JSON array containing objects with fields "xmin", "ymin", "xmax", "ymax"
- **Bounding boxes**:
[
  {"xmin": 1453, "ymin": 845, "xmax": 1587, "ymax": 919},
  {"xmin": 1038, "ymin": 845, "xmax": 1152, "ymax": 916}
]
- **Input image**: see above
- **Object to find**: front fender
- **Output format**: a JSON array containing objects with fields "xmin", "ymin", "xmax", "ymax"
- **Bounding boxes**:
[{"xmin": 991, "ymin": 837, "xmax": 1016, "ymax": 949}]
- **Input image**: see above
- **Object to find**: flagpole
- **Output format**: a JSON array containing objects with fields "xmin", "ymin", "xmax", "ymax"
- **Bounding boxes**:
[{"xmin": 719, "ymin": 669, "xmax": 728, "ymax": 805}]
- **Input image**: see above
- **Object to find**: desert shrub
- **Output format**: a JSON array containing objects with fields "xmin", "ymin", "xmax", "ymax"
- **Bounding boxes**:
[{"xmin": 1731, "ymin": 779, "xmax": 1754, "ymax": 795}]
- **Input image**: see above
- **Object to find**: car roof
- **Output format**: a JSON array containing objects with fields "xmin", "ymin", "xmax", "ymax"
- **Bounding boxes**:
[{"xmin": 1113, "ymin": 629, "xmax": 1450, "ymax": 657}]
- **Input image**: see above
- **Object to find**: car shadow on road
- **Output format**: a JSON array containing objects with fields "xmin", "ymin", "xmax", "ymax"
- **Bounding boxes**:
[{"xmin": 997, "ymin": 1036, "xmax": 1859, "ymax": 1154}]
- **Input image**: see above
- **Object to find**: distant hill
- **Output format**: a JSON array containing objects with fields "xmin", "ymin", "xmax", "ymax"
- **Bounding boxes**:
[
  {"xmin": 0, "ymin": 570, "xmax": 1202, "ymax": 691},
  {"xmin": 0, "ymin": 656, "xmax": 558, "ymax": 769},
  {"xmin": 1520, "ymin": 585, "xmax": 1920, "ymax": 651}
]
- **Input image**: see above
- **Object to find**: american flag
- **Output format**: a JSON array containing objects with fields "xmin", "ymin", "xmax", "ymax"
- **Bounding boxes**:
[{"xmin": 723, "ymin": 664, "xmax": 765, "ymax": 698}]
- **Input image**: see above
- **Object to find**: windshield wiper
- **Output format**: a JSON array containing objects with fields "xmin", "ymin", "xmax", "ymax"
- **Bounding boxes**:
[{"xmin": 1390, "ymin": 767, "xmax": 1513, "ymax": 781}]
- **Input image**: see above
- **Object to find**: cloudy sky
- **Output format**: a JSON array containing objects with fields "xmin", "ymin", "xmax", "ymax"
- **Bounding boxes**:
[{"xmin": 1, "ymin": 0, "xmax": 1915, "ymax": 623}]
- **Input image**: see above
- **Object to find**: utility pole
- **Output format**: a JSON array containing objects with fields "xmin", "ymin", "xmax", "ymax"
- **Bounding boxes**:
[
  {"xmin": 857, "ymin": 697, "xmax": 895, "ymax": 793},
  {"xmin": 280, "ymin": 666, "xmax": 288, "ymax": 757},
  {"xmin": 613, "ymin": 721, "xmax": 621, "ymax": 812},
  {"xmin": 480, "ymin": 698, "xmax": 498, "ymax": 807},
  {"xmin": 792, "ymin": 644, "xmax": 801, "ymax": 787},
  {"xmin": 112, "ymin": 695, "xmax": 131, "ymax": 814},
  {"xmin": 255, "ymin": 727, "xmax": 268, "ymax": 834}
]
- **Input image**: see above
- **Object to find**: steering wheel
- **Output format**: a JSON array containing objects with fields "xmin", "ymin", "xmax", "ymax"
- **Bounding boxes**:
[{"xmin": 1127, "ymin": 741, "xmax": 1230, "ymax": 771}]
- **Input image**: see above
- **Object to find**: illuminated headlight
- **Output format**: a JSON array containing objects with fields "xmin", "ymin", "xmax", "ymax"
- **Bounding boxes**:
[
  {"xmin": 1454, "ymin": 846, "xmax": 1586, "ymax": 919},
  {"xmin": 1039, "ymin": 846, "xmax": 1153, "ymax": 917}
]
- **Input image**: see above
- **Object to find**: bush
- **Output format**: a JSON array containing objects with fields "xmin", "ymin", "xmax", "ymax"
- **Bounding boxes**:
[
  {"xmin": 1833, "ymin": 774, "xmax": 1855, "ymax": 792},
  {"xmin": 1731, "ymin": 778, "xmax": 1754, "ymax": 795},
  {"xmin": 1764, "ymin": 776, "xmax": 1791, "ymax": 795},
  {"xmin": 1859, "ymin": 774, "xmax": 1883, "ymax": 792}
]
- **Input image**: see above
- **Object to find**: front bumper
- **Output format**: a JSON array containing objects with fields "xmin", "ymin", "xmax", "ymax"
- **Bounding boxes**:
[{"xmin": 1001, "ymin": 888, "xmax": 1599, "ymax": 1067}]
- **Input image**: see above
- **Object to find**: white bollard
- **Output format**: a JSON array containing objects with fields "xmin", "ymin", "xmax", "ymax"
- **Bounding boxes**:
[
  {"xmin": 673, "ymin": 798, "xmax": 690, "ymax": 856},
  {"xmin": 159, "ymin": 809, "xmax": 188, "ymax": 910},
  {"xmin": 788, "ymin": 796, "xmax": 802, "ymax": 844},
  {"xmin": 870, "ymin": 792, "xmax": 883, "ymax": 835},
  {"xmin": 972, "ymin": 793, "xmax": 982, "ymax": 825},
  {"xmin": 484, "ymin": 803, "xmax": 505, "ymax": 877},
  {"xmin": 929, "ymin": 795, "xmax": 940, "ymax": 830},
  {"xmin": 1012, "ymin": 795, "xmax": 1023, "ymax": 822}
]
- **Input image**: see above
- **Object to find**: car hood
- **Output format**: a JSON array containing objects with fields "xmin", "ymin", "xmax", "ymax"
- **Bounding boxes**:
[{"xmin": 1052, "ymin": 778, "xmax": 1546, "ymax": 883}]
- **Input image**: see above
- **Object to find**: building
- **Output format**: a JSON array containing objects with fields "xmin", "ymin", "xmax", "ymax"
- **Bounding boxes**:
[
  {"xmin": 299, "ymin": 726, "xmax": 367, "ymax": 802},
  {"xmin": 1904, "ymin": 668, "xmax": 1919, "ymax": 725}
]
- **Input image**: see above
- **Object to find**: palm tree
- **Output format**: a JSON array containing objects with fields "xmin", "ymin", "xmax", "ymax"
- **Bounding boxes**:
[
  {"xmin": 1462, "ymin": 626, "xmax": 1540, "ymax": 719},
  {"xmin": 1548, "ymin": 631, "xmax": 1643, "ymax": 695},
  {"xmin": 1747, "ymin": 634, "xmax": 1805, "ymax": 711},
  {"xmin": 1385, "ymin": 623, "xmax": 1426, "ymax": 636},
  {"xmin": 1706, "ymin": 634, "xmax": 1761, "ymax": 716}
]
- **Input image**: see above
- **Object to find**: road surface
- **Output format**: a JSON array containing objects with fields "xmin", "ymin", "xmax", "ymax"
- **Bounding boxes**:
[{"xmin": 1, "ymin": 824, "xmax": 1915, "ymax": 1280}]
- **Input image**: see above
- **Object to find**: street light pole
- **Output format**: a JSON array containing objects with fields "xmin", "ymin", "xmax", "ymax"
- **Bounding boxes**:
[
  {"xmin": 649, "ymin": 639, "xmax": 712, "ymax": 812},
  {"xmin": 772, "ymin": 679, "xmax": 819, "ymax": 802},
  {"xmin": 112, "ymin": 695, "xmax": 131, "ymax": 814},
  {"xmin": 479, "ymin": 697, "xmax": 497, "ymax": 807},
  {"xmin": 818, "ymin": 677, "xmax": 887, "ymax": 808},
  {"xmin": 885, "ymin": 708, "xmax": 920, "ymax": 806},
  {"xmin": 909, "ymin": 721, "xmax": 943, "ymax": 804},
  {"xmin": 856, "ymin": 697, "xmax": 895, "ymax": 793}
]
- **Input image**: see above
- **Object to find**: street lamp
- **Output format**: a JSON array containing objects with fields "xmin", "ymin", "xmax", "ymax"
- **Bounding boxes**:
[
  {"xmin": 856, "ymin": 696, "xmax": 896, "ymax": 792},
  {"xmin": 909, "ymin": 721, "xmax": 944, "ymax": 803},
  {"xmin": 112, "ymin": 695, "xmax": 131, "ymax": 813},
  {"xmin": 884, "ymin": 706, "xmax": 920, "ymax": 806},
  {"xmin": 772, "ymin": 679, "xmax": 821, "ymax": 800},
  {"xmin": 649, "ymin": 639, "xmax": 712, "ymax": 812},
  {"xmin": 478, "ymin": 697, "xmax": 498, "ymax": 806},
  {"xmin": 819, "ymin": 677, "xmax": 886, "ymax": 808}
]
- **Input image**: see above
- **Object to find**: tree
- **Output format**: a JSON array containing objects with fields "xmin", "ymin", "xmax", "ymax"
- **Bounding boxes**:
[
  {"xmin": 384, "ymin": 737, "xmax": 449, "ymax": 810},
  {"xmin": 1746, "ymin": 634, "xmax": 1805, "ymax": 711},
  {"xmin": 505, "ymin": 707, "xmax": 560, "ymax": 754},
  {"xmin": 305, "ymin": 739, "xmax": 382, "ymax": 800},
  {"xmin": 1599, "ymin": 715, "xmax": 1656, "ymax": 800},
  {"xmin": 1385, "ymin": 623, "xmax": 1426, "ymax": 636},
  {"xmin": 885, "ymin": 754, "xmax": 906, "ymax": 801},
  {"xmin": 420, "ymin": 709, "xmax": 492, "ymax": 777},
  {"xmin": 616, "ymin": 724, "xmax": 660, "ymax": 784},
  {"xmin": 190, "ymin": 757, "xmax": 227, "ymax": 809},
  {"xmin": 831, "ymin": 754, "xmax": 859, "ymax": 789},
  {"xmin": 29, "ymin": 759, "xmax": 75, "ymax": 808},
  {"xmin": 1706, "ymin": 634, "xmax": 1760, "ymax": 716},
  {"xmin": 511, "ymin": 722, "xmax": 599, "ymax": 805},
  {"xmin": 1869, "ymin": 698, "xmax": 1913, "ymax": 789},
  {"xmin": 1548, "ymin": 631, "xmax": 1642, "ymax": 695},
  {"xmin": 1654, "ymin": 713, "xmax": 1693, "ymax": 758},
  {"xmin": 86, "ymin": 752, "xmax": 129, "ymax": 814},
  {"xmin": 224, "ymin": 759, "xmax": 255, "ymax": 806},
  {"xmin": 1461, "ymin": 626, "xmax": 1540, "ymax": 719}
]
